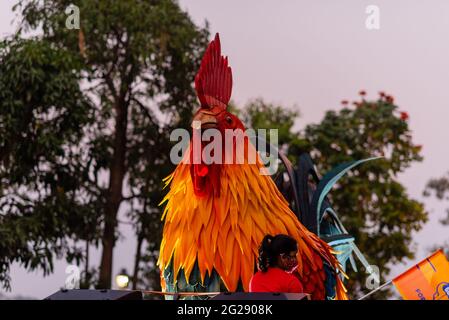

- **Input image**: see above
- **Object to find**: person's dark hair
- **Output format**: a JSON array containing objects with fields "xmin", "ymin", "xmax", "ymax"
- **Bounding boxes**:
[{"xmin": 257, "ymin": 234, "xmax": 297, "ymax": 272}]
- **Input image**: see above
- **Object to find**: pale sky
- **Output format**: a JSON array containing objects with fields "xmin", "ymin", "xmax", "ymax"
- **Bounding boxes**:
[{"xmin": 1, "ymin": 0, "xmax": 448, "ymax": 299}]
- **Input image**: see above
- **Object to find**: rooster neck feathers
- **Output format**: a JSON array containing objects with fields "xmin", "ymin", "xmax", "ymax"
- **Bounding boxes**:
[{"xmin": 158, "ymin": 145, "xmax": 339, "ymax": 297}]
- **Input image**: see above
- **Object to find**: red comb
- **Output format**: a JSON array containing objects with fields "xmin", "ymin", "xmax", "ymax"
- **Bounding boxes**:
[{"xmin": 195, "ymin": 33, "xmax": 232, "ymax": 109}]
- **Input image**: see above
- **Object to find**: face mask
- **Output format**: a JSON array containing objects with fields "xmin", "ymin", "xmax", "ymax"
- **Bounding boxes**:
[
  {"xmin": 285, "ymin": 260, "xmax": 298, "ymax": 273},
  {"xmin": 280, "ymin": 252, "xmax": 298, "ymax": 273}
]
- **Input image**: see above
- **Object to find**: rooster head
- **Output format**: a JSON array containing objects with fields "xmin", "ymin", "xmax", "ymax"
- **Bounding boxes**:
[
  {"xmin": 193, "ymin": 33, "xmax": 244, "ymax": 132},
  {"xmin": 190, "ymin": 33, "xmax": 245, "ymax": 197}
]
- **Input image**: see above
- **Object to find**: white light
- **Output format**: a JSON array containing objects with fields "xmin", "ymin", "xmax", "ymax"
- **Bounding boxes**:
[{"xmin": 116, "ymin": 275, "xmax": 129, "ymax": 288}]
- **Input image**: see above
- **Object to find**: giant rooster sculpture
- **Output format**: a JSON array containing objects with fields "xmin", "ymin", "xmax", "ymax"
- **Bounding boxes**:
[{"xmin": 157, "ymin": 33, "xmax": 347, "ymax": 300}]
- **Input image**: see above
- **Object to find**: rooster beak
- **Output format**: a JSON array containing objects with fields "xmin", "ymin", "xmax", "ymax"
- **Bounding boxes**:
[{"xmin": 191, "ymin": 110, "xmax": 218, "ymax": 129}]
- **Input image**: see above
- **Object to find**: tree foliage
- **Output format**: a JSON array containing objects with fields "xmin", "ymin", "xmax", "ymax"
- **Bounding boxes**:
[
  {"xmin": 424, "ymin": 172, "xmax": 449, "ymax": 255},
  {"xmin": 238, "ymin": 98, "xmax": 305, "ymax": 161},
  {"xmin": 0, "ymin": 38, "xmax": 94, "ymax": 290},
  {"xmin": 1, "ymin": 0, "xmax": 209, "ymax": 290}
]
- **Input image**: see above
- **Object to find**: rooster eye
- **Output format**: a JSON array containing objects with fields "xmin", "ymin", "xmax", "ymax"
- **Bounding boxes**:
[{"xmin": 226, "ymin": 116, "xmax": 233, "ymax": 124}]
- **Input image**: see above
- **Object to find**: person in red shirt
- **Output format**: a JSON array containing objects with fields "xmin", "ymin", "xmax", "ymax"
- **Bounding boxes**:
[{"xmin": 249, "ymin": 234, "xmax": 304, "ymax": 293}]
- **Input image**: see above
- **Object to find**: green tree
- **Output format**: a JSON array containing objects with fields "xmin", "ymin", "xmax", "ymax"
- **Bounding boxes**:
[
  {"xmin": 424, "ymin": 172, "xmax": 449, "ymax": 255},
  {"xmin": 0, "ymin": 38, "xmax": 95, "ymax": 290},
  {"xmin": 242, "ymin": 92, "xmax": 427, "ymax": 299},
  {"xmin": 0, "ymin": 0, "xmax": 209, "ymax": 290},
  {"xmin": 238, "ymin": 98, "xmax": 305, "ymax": 162}
]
